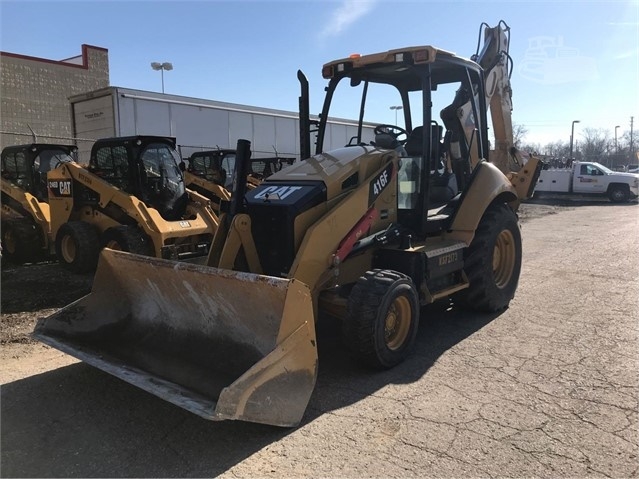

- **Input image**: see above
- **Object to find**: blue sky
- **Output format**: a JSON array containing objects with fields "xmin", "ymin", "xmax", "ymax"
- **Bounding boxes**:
[{"xmin": 1, "ymin": 0, "xmax": 637, "ymax": 147}]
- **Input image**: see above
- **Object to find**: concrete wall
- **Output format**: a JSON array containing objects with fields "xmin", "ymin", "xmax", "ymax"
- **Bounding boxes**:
[{"xmin": 0, "ymin": 45, "xmax": 109, "ymax": 149}]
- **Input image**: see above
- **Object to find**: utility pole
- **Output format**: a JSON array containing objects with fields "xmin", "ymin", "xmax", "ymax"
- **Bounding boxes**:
[{"xmin": 630, "ymin": 116, "xmax": 634, "ymax": 165}]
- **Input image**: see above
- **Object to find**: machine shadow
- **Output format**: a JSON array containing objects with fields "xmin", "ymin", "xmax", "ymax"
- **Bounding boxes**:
[
  {"xmin": 305, "ymin": 300, "xmax": 498, "ymax": 422},
  {"xmin": 0, "ymin": 301, "xmax": 497, "ymax": 478},
  {"xmin": 0, "ymin": 363, "xmax": 287, "ymax": 478}
]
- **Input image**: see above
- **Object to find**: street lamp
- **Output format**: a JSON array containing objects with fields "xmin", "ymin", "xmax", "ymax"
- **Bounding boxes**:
[
  {"xmin": 389, "ymin": 105, "xmax": 403, "ymax": 124},
  {"xmin": 569, "ymin": 120, "xmax": 580, "ymax": 160},
  {"xmin": 151, "ymin": 62, "xmax": 173, "ymax": 93}
]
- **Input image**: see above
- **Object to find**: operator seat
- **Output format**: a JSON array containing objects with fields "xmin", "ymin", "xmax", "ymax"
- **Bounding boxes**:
[
  {"xmin": 403, "ymin": 123, "xmax": 457, "ymax": 207},
  {"xmin": 403, "ymin": 123, "xmax": 443, "ymax": 165},
  {"xmin": 441, "ymin": 86, "xmax": 472, "ymax": 190}
]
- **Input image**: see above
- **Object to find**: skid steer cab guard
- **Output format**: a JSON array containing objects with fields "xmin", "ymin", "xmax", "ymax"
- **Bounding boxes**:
[{"xmin": 34, "ymin": 249, "xmax": 318, "ymax": 426}]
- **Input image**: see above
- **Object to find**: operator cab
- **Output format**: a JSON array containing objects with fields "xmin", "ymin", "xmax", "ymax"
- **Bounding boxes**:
[
  {"xmin": 1, "ymin": 144, "xmax": 77, "ymax": 200},
  {"xmin": 307, "ymin": 46, "xmax": 490, "ymax": 237},
  {"xmin": 187, "ymin": 149, "xmax": 236, "ymax": 189},
  {"xmin": 89, "ymin": 136, "xmax": 187, "ymax": 221}
]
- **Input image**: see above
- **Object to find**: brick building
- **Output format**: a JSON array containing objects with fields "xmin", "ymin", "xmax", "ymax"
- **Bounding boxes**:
[{"xmin": 0, "ymin": 44, "xmax": 109, "ymax": 149}]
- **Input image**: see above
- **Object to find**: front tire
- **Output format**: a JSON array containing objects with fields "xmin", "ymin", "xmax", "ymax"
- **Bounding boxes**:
[
  {"xmin": 458, "ymin": 203, "xmax": 522, "ymax": 312},
  {"xmin": 608, "ymin": 186, "xmax": 630, "ymax": 203},
  {"xmin": 343, "ymin": 269, "xmax": 419, "ymax": 369},
  {"xmin": 55, "ymin": 221, "xmax": 100, "ymax": 273},
  {"xmin": 1, "ymin": 221, "xmax": 42, "ymax": 264},
  {"xmin": 102, "ymin": 225, "xmax": 153, "ymax": 256}
]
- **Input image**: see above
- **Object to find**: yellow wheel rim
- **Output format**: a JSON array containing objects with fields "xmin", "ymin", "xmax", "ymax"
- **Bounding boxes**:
[
  {"xmin": 60, "ymin": 235, "xmax": 76, "ymax": 264},
  {"xmin": 384, "ymin": 295, "xmax": 412, "ymax": 350},
  {"xmin": 105, "ymin": 240, "xmax": 122, "ymax": 250},
  {"xmin": 493, "ymin": 229, "xmax": 516, "ymax": 289}
]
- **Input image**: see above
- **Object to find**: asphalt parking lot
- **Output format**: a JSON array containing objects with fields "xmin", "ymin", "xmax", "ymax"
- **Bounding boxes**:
[{"xmin": 1, "ymin": 200, "xmax": 638, "ymax": 478}]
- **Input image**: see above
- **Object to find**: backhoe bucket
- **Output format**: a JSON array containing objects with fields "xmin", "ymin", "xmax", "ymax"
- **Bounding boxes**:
[{"xmin": 34, "ymin": 249, "xmax": 318, "ymax": 427}]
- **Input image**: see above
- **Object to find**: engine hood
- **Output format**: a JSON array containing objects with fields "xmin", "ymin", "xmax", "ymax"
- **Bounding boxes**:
[
  {"xmin": 264, "ymin": 145, "xmax": 397, "ymax": 200},
  {"xmin": 610, "ymin": 172, "xmax": 639, "ymax": 180}
]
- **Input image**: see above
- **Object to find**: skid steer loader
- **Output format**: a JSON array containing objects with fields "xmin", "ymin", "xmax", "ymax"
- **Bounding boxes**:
[
  {"xmin": 1, "ymin": 143, "xmax": 77, "ymax": 262},
  {"xmin": 182, "ymin": 148, "xmax": 296, "ymax": 211},
  {"xmin": 182, "ymin": 149, "xmax": 233, "ymax": 212},
  {"xmin": 35, "ymin": 21, "xmax": 541, "ymax": 426},
  {"xmin": 46, "ymin": 135, "xmax": 219, "ymax": 273}
]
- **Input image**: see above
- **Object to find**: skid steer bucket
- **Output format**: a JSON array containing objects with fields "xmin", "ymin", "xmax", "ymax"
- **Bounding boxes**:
[{"xmin": 34, "ymin": 249, "xmax": 318, "ymax": 427}]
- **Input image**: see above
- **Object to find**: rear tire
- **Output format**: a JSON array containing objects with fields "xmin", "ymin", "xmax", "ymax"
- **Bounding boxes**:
[
  {"xmin": 55, "ymin": 221, "xmax": 100, "ymax": 273},
  {"xmin": 102, "ymin": 225, "xmax": 153, "ymax": 256},
  {"xmin": 608, "ymin": 186, "xmax": 630, "ymax": 203},
  {"xmin": 458, "ymin": 203, "xmax": 522, "ymax": 312},
  {"xmin": 343, "ymin": 269, "xmax": 419, "ymax": 369},
  {"xmin": 1, "ymin": 221, "xmax": 42, "ymax": 264}
]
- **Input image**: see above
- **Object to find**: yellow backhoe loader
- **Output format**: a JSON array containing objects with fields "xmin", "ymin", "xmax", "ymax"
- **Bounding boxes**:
[
  {"xmin": 1, "ymin": 143, "xmax": 77, "ymax": 262},
  {"xmin": 35, "ymin": 21, "xmax": 541, "ymax": 426},
  {"xmin": 46, "ymin": 135, "xmax": 219, "ymax": 272}
]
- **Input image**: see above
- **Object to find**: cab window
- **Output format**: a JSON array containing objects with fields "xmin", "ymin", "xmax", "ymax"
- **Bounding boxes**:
[
  {"xmin": 1, "ymin": 151, "xmax": 31, "ymax": 188},
  {"xmin": 92, "ymin": 145, "xmax": 129, "ymax": 189},
  {"xmin": 581, "ymin": 164, "xmax": 602, "ymax": 176}
]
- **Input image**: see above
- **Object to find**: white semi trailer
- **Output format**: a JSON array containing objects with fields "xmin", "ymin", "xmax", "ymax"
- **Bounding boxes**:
[{"xmin": 69, "ymin": 86, "xmax": 375, "ymax": 164}]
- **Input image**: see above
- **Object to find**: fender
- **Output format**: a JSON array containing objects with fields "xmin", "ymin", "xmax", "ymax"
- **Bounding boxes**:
[{"xmin": 445, "ymin": 161, "xmax": 518, "ymax": 244}]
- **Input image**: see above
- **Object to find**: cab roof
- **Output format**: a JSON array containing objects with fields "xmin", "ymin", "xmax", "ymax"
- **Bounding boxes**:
[{"xmin": 322, "ymin": 45, "xmax": 482, "ymax": 90}]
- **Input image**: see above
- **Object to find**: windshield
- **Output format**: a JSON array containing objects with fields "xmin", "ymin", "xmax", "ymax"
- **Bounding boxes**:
[
  {"xmin": 591, "ymin": 163, "xmax": 613, "ymax": 174},
  {"xmin": 318, "ymin": 65, "xmax": 476, "ymax": 158},
  {"xmin": 189, "ymin": 152, "xmax": 232, "ymax": 186},
  {"xmin": 34, "ymin": 149, "xmax": 75, "ymax": 174},
  {"xmin": 140, "ymin": 142, "xmax": 187, "ymax": 220},
  {"xmin": 1, "ymin": 150, "xmax": 31, "ymax": 189}
]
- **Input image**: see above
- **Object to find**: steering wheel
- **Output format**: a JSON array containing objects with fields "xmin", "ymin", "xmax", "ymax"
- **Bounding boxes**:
[{"xmin": 374, "ymin": 124, "xmax": 408, "ymax": 143}]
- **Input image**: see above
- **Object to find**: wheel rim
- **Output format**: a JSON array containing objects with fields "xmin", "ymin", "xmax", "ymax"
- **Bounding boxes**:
[
  {"xmin": 384, "ymin": 295, "xmax": 412, "ymax": 350},
  {"xmin": 3, "ymin": 229, "xmax": 17, "ymax": 254},
  {"xmin": 493, "ymin": 229, "xmax": 516, "ymax": 289},
  {"xmin": 105, "ymin": 240, "xmax": 123, "ymax": 250},
  {"xmin": 612, "ymin": 190, "xmax": 624, "ymax": 201},
  {"xmin": 60, "ymin": 235, "xmax": 76, "ymax": 263}
]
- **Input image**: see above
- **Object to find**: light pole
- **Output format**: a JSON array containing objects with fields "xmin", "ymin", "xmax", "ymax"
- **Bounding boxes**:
[
  {"xmin": 389, "ymin": 105, "xmax": 403, "ymax": 124},
  {"xmin": 569, "ymin": 120, "xmax": 580, "ymax": 161},
  {"xmin": 151, "ymin": 62, "xmax": 173, "ymax": 93},
  {"xmin": 615, "ymin": 125, "xmax": 620, "ymax": 167}
]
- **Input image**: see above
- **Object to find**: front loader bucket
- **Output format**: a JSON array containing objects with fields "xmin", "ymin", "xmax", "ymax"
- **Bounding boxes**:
[{"xmin": 34, "ymin": 249, "xmax": 318, "ymax": 427}]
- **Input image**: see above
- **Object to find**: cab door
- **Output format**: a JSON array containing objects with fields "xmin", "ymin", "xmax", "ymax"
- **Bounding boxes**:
[{"xmin": 573, "ymin": 164, "xmax": 606, "ymax": 193}]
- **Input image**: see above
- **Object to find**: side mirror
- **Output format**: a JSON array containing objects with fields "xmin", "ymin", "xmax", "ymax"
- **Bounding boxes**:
[{"xmin": 179, "ymin": 161, "xmax": 186, "ymax": 172}]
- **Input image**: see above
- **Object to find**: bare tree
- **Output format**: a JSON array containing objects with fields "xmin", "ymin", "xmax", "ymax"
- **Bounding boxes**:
[
  {"xmin": 545, "ymin": 140, "xmax": 568, "ymax": 159},
  {"xmin": 512, "ymin": 123, "xmax": 528, "ymax": 149},
  {"xmin": 579, "ymin": 127, "xmax": 609, "ymax": 163},
  {"xmin": 520, "ymin": 141, "xmax": 543, "ymax": 155}
]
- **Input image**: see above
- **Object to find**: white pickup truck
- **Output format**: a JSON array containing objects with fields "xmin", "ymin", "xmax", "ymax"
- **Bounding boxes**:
[{"xmin": 535, "ymin": 161, "xmax": 639, "ymax": 202}]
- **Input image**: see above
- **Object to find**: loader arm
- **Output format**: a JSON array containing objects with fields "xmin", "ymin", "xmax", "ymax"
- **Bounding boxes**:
[
  {"xmin": 1, "ymin": 179, "xmax": 50, "ymax": 228},
  {"xmin": 288, "ymin": 159, "xmax": 396, "ymax": 297},
  {"xmin": 184, "ymin": 171, "xmax": 232, "ymax": 207}
]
